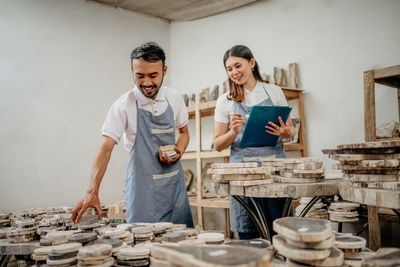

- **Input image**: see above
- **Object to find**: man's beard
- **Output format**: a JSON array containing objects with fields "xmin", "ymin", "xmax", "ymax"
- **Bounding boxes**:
[{"xmin": 138, "ymin": 74, "xmax": 164, "ymax": 99}]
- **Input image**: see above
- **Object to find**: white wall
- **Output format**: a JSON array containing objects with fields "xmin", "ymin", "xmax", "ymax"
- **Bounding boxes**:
[
  {"xmin": 0, "ymin": 0, "xmax": 170, "ymax": 210},
  {"xmin": 169, "ymin": 0, "xmax": 400, "ymax": 168}
]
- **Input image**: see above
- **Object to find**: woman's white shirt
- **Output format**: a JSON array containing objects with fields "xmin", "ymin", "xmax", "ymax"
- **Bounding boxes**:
[{"xmin": 214, "ymin": 81, "xmax": 288, "ymax": 123}]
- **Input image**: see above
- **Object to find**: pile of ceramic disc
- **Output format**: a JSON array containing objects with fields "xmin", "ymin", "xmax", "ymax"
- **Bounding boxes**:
[
  {"xmin": 361, "ymin": 247, "xmax": 399, "ymax": 267},
  {"xmin": 132, "ymin": 226, "xmax": 154, "ymax": 244},
  {"xmin": 32, "ymin": 245, "xmax": 53, "ymax": 266},
  {"xmin": 334, "ymin": 235, "xmax": 370, "ymax": 267},
  {"xmin": 160, "ymin": 145, "xmax": 178, "ymax": 160},
  {"xmin": 46, "ymin": 242, "xmax": 82, "ymax": 267},
  {"xmin": 328, "ymin": 201, "xmax": 359, "ymax": 222},
  {"xmin": 273, "ymin": 217, "xmax": 343, "ymax": 267},
  {"xmin": 68, "ymin": 232, "xmax": 98, "ymax": 246},
  {"xmin": 41, "ymin": 230, "xmax": 77, "ymax": 246},
  {"xmin": 0, "ymin": 213, "xmax": 10, "ymax": 228},
  {"xmin": 209, "ymin": 162, "xmax": 272, "ymax": 182},
  {"xmin": 6, "ymin": 218, "xmax": 37, "ymax": 243},
  {"xmin": 267, "ymin": 157, "xmax": 325, "ymax": 183},
  {"xmin": 77, "ymin": 243, "xmax": 114, "ymax": 267},
  {"xmin": 225, "ymin": 238, "xmax": 272, "ymax": 251},
  {"xmin": 322, "ymin": 140, "xmax": 400, "ymax": 189},
  {"xmin": 104, "ymin": 227, "xmax": 133, "ymax": 244},
  {"xmin": 115, "ymin": 247, "xmax": 150, "ymax": 267},
  {"xmin": 295, "ymin": 197, "xmax": 328, "ymax": 219},
  {"xmin": 162, "ymin": 232, "xmax": 187, "ymax": 243},
  {"xmin": 149, "ymin": 243, "xmax": 273, "ymax": 267},
  {"xmin": 197, "ymin": 232, "xmax": 225, "ymax": 245},
  {"xmin": 87, "ymin": 238, "xmax": 126, "ymax": 257}
]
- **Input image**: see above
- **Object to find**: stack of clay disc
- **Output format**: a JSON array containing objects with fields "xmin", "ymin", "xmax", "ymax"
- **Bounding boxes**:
[
  {"xmin": 46, "ymin": 242, "xmax": 82, "ymax": 267},
  {"xmin": 197, "ymin": 232, "xmax": 225, "ymax": 245},
  {"xmin": 32, "ymin": 245, "xmax": 53, "ymax": 266},
  {"xmin": 329, "ymin": 201, "xmax": 359, "ymax": 222},
  {"xmin": 208, "ymin": 162, "xmax": 272, "ymax": 182},
  {"xmin": 177, "ymin": 239, "xmax": 206, "ymax": 246},
  {"xmin": 115, "ymin": 247, "xmax": 150, "ymax": 267},
  {"xmin": 152, "ymin": 226, "xmax": 168, "ymax": 242},
  {"xmin": 149, "ymin": 243, "xmax": 272, "ymax": 266},
  {"xmin": 225, "ymin": 238, "xmax": 272, "ymax": 250},
  {"xmin": 132, "ymin": 226, "xmax": 154, "ymax": 244},
  {"xmin": 87, "ymin": 238, "xmax": 126, "ymax": 257},
  {"xmin": 322, "ymin": 140, "xmax": 400, "ymax": 189},
  {"xmin": 0, "ymin": 213, "xmax": 10, "ymax": 228},
  {"xmin": 104, "ymin": 227, "xmax": 133, "ymax": 244},
  {"xmin": 162, "ymin": 232, "xmax": 187, "ymax": 243},
  {"xmin": 77, "ymin": 243, "xmax": 114, "ymax": 267},
  {"xmin": 160, "ymin": 145, "xmax": 178, "ymax": 160},
  {"xmin": 68, "ymin": 232, "xmax": 98, "ymax": 245},
  {"xmin": 172, "ymin": 228, "xmax": 197, "ymax": 239},
  {"xmin": 295, "ymin": 197, "xmax": 329, "ymax": 219},
  {"xmin": 334, "ymin": 235, "xmax": 368, "ymax": 266},
  {"xmin": 41, "ymin": 230, "xmax": 77, "ymax": 246},
  {"xmin": 361, "ymin": 247, "xmax": 399, "ymax": 267},
  {"xmin": 6, "ymin": 218, "xmax": 37, "ymax": 243},
  {"xmin": 273, "ymin": 217, "xmax": 343, "ymax": 267},
  {"xmin": 271, "ymin": 157, "xmax": 325, "ymax": 183}
]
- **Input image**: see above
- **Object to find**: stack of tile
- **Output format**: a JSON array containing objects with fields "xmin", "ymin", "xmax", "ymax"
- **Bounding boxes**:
[
  {"xmin": 68, "ymin": 232, "xmax": 98, "ymax": 246},
  {"xmin": 361, "ymin": 247, "xmax": 399, "ymax": 267},
  {"xmin": 32, "ymin": 245, "xmax": 53, "ymax": 266},
  {"xmin": 104, "ymin": 227, "xmax": 133, "ymax": 245},
  {"xmin": 87, "ymin": 238, "xmax": 126, "ymax": 257},
  {"xmin": 328, "ymin": 201, "xmax": 360, "ymax": 223},
  {"xmin": 261, "ymin": 157, "xmax": 325, "ymax": 183},
  {"xmin": 273, "ymin": 217, "xmax": 344, "ymax": 267},
  {"xmin": 6, "ymin": 218, "xmax": 37, "ymax": 243},
  {"xmin": 149, "ymin": 243, "xmax": 273, "ymax": 267},
  {"xmin": 197, "ymin": 232, "xmax": 225, "ymax": 244},
  {"xmin": 41, "ymin": 230, "xmax": 77, "ymax": 246},
  {"xmin": 0, "ymin": 213, "xmax": 10, "ymax": 228},
  {"xmin": 160, "ymin": 145, "xmax": 178, "ymax": 160},
  {"xmin": 322, "ymin": 140, "xmax": 400, "ymax": 189},
  {"xmin": 295, "ymin": 197, "xmax": 329, "ymax": 219},
  {"xmin": 162, "ymin": 232, "xmax": 187, "ymax": 244},
  {"xmin": 77, "ymin": 243, "xmax": 114, "ymax": 267},
  {"xmin": 209, "ymin": 162, "xmax": 272, "ymax": 184},
  {"xmin": 46, "ymin": 242, "xmax": 81, "ymax": 267},
  {"xmin": 115, "ymin": 247, "xmax": 150, "ymax": 267},
  {"xmin": 334, "ymin": 235, "xmax": 371, "ymax": 267},
  {"xmin": 132, "ymin": 226, "xmax": 154, "ymax": 245}
]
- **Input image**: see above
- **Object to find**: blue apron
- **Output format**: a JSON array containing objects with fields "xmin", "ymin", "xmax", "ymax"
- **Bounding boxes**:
[
  {"xmin": 125, "ymin": 98, "xmax": 193, "ymax": 228},
  {"xmin": 229, "ymin": 86, "xmax": 288, "ymax": 233}
]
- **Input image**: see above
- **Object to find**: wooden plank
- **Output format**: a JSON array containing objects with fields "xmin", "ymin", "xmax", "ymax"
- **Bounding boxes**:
[
  {"xmin": 199, "ymin": 149, "xmax": 230, "ymax": 158},
  {"xmin": 195, "ymin": 103, "xmax": 203, "ymax": 229},
  {"xmin": 297, "ymin": 91, "xmax": 307, "ymax": 157},
  {"xmin": 368, "ymin": 205, "xmax": 381, "ymax": 251},
  {"xmin": 372, "ymin": 64, "xmax": 400, "ymax": 79},
  {"xmin": 364, "ymin": 70, "xmax": 376, "ymax": 142}
]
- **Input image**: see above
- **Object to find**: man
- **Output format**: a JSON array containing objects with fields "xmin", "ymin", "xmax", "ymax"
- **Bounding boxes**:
[{"xmin": 72, "ymin": 42, "xmax": 193, "ymax": 227}]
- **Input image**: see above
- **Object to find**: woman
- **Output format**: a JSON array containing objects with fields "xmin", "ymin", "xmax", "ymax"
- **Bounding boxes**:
[{"xmin": 213, "ymin": 45, "xmax": 296, "ymax": 240}]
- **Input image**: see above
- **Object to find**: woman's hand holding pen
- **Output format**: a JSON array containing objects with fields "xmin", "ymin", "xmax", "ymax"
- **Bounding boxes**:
[
  {"xmin": 265, "ymin": 116, "xmax": 295, "ymax": 139},
  {"xmin": 230, "ymin": 112, "xmax": 245, "ymax": 134}
]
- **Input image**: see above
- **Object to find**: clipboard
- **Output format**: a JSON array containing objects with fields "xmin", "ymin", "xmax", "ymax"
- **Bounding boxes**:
[{"xmin": 239, "ymin": 105, "xmax": 292, "ymax": 147}]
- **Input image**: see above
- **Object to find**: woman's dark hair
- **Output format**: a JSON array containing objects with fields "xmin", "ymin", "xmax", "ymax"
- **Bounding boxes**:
[
  {"xmin": 130, "ymin": 42, "xmax": 166, "ymax": 67},
  {"xmin": 223, "ymin": 45, "xmax": 265, "ymax": 102}
]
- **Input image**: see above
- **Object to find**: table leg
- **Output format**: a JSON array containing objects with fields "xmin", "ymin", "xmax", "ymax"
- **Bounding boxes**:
[
  {"xmin": 282, "ymin": 198, "xmax": 293, "ymax": 217},
  {"xmin": 368, "ymin": 205, "xmax": 381, "ymax": 250},
  {"xmin": 232, "ymin": 196, "xmax": 268, "ymax": 240},
  {"xmin": 249, "ymin": 197, "xmax": 270, "ymax": 241},
  {"xmin": 355, "ymin": 222, "xmax": 368, "ymax": 236},
  {"xmin": 299, "ymin": 196, "xmax": 321, "ymax": 217},
  {"xmin": 338, "ymin": 222, "xmax": 343, "ymax": 233}
]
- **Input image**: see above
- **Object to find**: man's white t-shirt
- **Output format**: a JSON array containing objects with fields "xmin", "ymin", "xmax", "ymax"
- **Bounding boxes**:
[
  {"xmin": 102, "ymin": 85, "xmax": 188, "ymax": 151},
  {"xmin": 214, "ymin": 81, "xmax": 288, "ymax": 123}
]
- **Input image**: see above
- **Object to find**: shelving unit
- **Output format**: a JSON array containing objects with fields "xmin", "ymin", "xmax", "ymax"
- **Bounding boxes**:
[
  {"xmin": 182, "ymin": 86, "xmax": 307, "ymax": 232},
  {"xmin": 364, "ymin": 64, "xmax": 400, "ymax": 142},
  {"xmin": 363, "ymin": 64, "xmax": 400, "ymax": 250}
]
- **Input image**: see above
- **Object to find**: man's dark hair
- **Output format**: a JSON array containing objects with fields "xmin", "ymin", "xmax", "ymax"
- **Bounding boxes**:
[{"xmin": 130, "ymin": 42, "xmax": 166, "ymax": 67}]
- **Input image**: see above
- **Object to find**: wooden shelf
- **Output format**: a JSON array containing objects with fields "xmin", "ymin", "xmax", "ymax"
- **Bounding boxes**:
[{"xmin": 188, "ymin": 196, "xmax": 230, "ymax": 209}]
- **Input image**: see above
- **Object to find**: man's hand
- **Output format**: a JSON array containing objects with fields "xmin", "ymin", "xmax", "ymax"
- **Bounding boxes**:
[
  {"xmin": 72, "ymin": 190, "xmax": 103, "ymax": 224},
  {"xmin": 159, "ymin": 146, "xmax": 182, "ymax": 164},
  {"xmin": 265, "ymin": 116, "xmax": 295, "ymax": 139}
]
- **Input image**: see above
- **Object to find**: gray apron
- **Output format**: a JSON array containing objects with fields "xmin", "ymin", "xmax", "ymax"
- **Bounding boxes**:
[
  {"xmin": 125, "ymin": 98, "xmax": 193, "ymax": 227},
  {"xmin": 230, "ymin": 86, "xmax": 288, "ymax": 233}
]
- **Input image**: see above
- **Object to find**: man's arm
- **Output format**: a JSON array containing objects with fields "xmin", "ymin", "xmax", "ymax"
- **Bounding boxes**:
[{"xmin": 72, "ymin": 136, "xmax": 116, "ymax": 223}]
